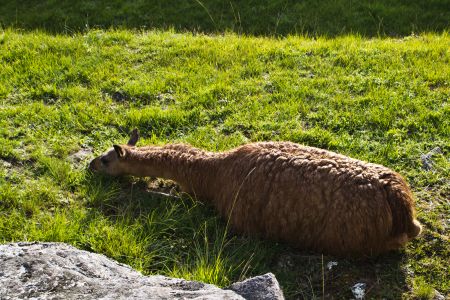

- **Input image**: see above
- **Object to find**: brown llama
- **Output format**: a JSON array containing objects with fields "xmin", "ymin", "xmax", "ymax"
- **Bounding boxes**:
[{"xmin": 89, "ymin": 129, "xmax": 422, "ymax": 257}]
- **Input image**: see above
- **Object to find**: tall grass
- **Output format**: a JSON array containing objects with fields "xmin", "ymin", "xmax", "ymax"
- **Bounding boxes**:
[{"xmin": 0, "ymin": 0, "xmax": 449, "ymax": 36}]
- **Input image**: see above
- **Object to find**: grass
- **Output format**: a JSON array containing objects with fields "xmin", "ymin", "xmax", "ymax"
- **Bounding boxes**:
[
  {"xmin": 0, "ymin": 0, "xmax": 449, "ymax": 37},
  {"xmin": 0, "ymin": 16, "xmax": 449, "ymax": 300}
]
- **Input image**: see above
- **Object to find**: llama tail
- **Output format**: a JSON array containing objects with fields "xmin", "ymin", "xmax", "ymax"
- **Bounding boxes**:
[
  {"xmin": 408, "ymin": 219, "xmax": 422, "ymax": 238},
  {"xmin": 383, "ymin": 172, "xmax": 422, "ymax": 240},
  {"xmin": 381, "ymin": 173, "xmax": 422, "ymax": 251}
]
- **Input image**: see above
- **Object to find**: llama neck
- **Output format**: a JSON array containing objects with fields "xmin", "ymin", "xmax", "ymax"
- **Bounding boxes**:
[{"xmin": 124, "ymin": 145, "xmax": 218, "ymax": 200}]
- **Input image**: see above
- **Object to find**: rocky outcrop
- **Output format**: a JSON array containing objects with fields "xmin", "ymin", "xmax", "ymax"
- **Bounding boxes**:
[{"xmin": 0, "ymin": 242, "xmax": 284, "ymax": 300}]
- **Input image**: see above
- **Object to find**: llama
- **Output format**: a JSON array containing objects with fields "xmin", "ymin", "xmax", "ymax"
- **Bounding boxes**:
[{"xmin": 89, "ymin": 129, "xmax": 422, "ymax": 257}]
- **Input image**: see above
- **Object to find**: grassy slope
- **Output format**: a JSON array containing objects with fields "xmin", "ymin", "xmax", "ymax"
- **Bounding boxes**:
[
  {"xmin": 0, "ymin": 30, "xmax": 449, "ymax": 299},
  {"xmin": 1, "ymin": 0, "xmax": 449, "ymax": 36}
]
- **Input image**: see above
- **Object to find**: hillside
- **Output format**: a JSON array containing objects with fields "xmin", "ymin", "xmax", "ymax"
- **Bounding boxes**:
[{"xmin": 0, "ymin": 3, "xmax": 449, "ymax": 298}]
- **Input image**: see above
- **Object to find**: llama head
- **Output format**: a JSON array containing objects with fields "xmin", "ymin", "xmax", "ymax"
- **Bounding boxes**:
[{"xmin": 89, "ymin": 129, "xmax": 139, "ymax": 175}]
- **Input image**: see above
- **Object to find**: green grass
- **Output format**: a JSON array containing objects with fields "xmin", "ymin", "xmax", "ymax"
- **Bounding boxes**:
[
  {"xmin": 0, "ymin": 0, "xmax": 449, "ymax": 36},
  {"xmin": 0, "ymin": 29, "xmax": 449, "ymax": 299}
]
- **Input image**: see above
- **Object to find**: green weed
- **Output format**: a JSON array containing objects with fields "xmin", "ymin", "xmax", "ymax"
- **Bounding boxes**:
[{"xmin": 413, "ymin": 276, "xmax": 436, "ymax": 300}]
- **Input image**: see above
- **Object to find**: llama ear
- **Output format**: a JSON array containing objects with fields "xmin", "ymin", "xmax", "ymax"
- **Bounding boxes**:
[
  {"xmin": 127, "ymin": 128, "xmax": 139, "ymax": 146},
  {"xmin": 113, "ymin": 145, "xmax": 127, "ymax": 158}
]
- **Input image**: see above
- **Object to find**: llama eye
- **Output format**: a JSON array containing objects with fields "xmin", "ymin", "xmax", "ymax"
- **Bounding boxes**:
[{"xmin": 100, "ymin": 157, "xmax": 109, "ymax": 165}]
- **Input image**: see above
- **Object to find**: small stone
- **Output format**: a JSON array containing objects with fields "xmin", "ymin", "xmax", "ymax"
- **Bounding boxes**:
[
  {"xmin": 69, "ymin": 148, "xmax": 94, "ymax": 165},
  {"xmin": 1, "ymin": 160, "xmax": 12, "ymax": 168},
  {"xmin": 327, "ymin": 261, "xmax": 338, "ymax": 270},
  {"xmin": 433, "ymin": 289, "xmax": 445, "ymax": 300},
  {"xmin": 228, "ymin": 273, "xmax": 285, "ymax": 300},
  {"xmin": 421, "ymin": 147, "xmax": 442, "ymax": 171},
  {"xmin": 351, "ymin": 282, "xmax": 366, "ymax": 300}
]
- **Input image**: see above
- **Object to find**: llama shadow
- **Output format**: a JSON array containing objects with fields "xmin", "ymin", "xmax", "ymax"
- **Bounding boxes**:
[
  {"xmin": 2, "ymin": 0, "xmax": 448, "ymax": 37},
  {"xmin": 84, "ymin": 174, "xmax": 266, "ymax": 275},
  {"xmin": 268, "ymin": 248, "xmax": 407, "ymax": 299},
  {"xmin": 85, "ymin": 174, "xmax": 408, "ymax": 299}
]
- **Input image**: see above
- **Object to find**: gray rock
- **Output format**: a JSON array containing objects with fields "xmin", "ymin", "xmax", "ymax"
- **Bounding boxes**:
[
  {"xmin": 433, "ymin": 289, "xmax": 446, "ymax": 300},
  {"xmin": 69, "ymin": 148, "xmax": 94, "ymax": 163},
  {"xmin": 228, "ymin": 272, "xmax": 285, "ymax": 300},
  {"xmin": 1, "ymin": 159, "xmax": 12, "ymax": 168},
  {"xmin": 350, "ymin": 282, "xmax": 366, "ymax": 300},
  {"xmin": 0, "ymin": 242, "xmax": 250, "ymax": 299},
  {"xmin": 420, "ymin": 147, "xmax": 442, "ymax": 171}
]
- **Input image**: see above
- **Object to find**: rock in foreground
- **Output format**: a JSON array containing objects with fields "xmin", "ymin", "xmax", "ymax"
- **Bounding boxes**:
[{"xmin": 0, "ymin": 242, "xmax": 284, "ymax": 300}]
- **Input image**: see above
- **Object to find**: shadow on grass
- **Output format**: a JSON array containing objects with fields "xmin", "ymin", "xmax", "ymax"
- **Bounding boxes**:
[
  {"xmin": 84, "ymin": 173, "xmax": 407, "ymax": 299},
  {"xmin": 83, "ymin": 173, "xmax": 273, "ymax": 286},
  {"xmin": 275, "ymin": 251, "xmax": 408, "ymax": 299},
  {"xmin": 1, "ymin": 0, "xmax": 448, "ymax": 37}
]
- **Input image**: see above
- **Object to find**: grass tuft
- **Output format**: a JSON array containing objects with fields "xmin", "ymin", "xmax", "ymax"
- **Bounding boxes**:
[{"xmin": 413, "ymin": 276, "xmax": 436, "ymax": 300}]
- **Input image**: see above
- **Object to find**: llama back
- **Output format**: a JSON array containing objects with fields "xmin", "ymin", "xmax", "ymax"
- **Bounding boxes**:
[{"xmin": 211, "ymin": 142, "xmax": 421, "ymax": 256}]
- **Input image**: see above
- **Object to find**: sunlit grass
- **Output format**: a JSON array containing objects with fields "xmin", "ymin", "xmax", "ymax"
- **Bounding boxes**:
[{"xmin": 0, "ymin": 29, "xmax": 448, "ymax": 298}]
